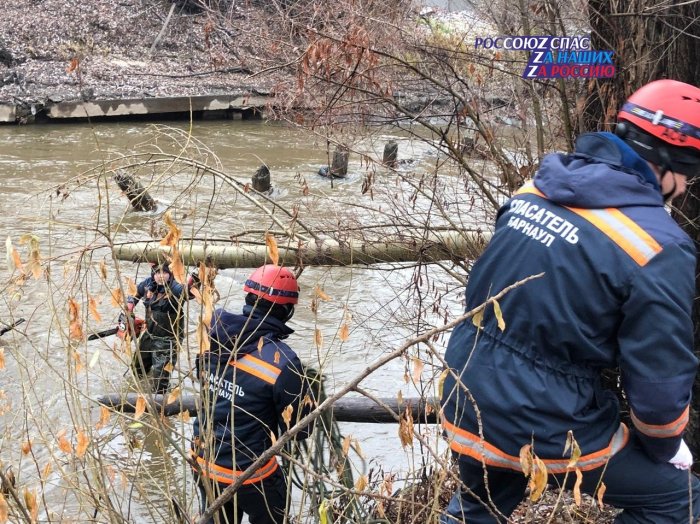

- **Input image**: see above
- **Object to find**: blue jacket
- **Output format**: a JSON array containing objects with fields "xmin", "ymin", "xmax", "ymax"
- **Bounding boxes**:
[
  {"xmin": 127, "ymin": 276, "xmax": 192, "ymax": 339},
  {"xmin": 192, "ymin": 305, "xmax": 313, "ymax": 476},
  {"xmin": 441, "ymin": 133, "xmax": 697, "ymax": 473}
]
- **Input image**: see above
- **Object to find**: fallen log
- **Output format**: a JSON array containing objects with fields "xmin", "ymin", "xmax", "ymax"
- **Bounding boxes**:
[
  {"xmin": 97, "ymin": 393, "xmax": 439, "ymax": 423},
  {"xmin": 112, "ymin": 230, "xmax": 490, "ymax": 268}
]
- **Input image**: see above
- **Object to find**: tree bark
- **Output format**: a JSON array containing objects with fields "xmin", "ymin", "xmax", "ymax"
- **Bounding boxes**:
[
  {"xmin": 112, "ymin": 230, "xmax": 489, "ymax": 268},
  {"xmin": 584, "ymin": 0, "xmax": 700, "ymax": 454}
]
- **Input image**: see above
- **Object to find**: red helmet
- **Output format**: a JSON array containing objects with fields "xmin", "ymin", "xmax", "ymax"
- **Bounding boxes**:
[
  {"xmin": 617, "ymin": 79, "xmax": 700, "ymax": 176},
  {"xmin": 243, "ymin": 265, "xmax": 299, "ymax": 305}
]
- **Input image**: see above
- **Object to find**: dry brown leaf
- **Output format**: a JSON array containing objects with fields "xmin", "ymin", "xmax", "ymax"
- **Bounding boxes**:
[
  {"xmin": 314, "ymin": 328, "xmax": 323, "ymax": 350},
  {"xmin": 57, "ymin": 429, "xmax": 72, "ymax": 453},
  {"xmin": 11, "ymin": 247, "xmax": 24, "ymax": 274},
  {"xmin": 167, "ymin": 387, "xmax": 180, "ymax": 405},
  {"xmin": 471, "ymin": 309, "xmax": 483, "ymax": 329},
  {"xmin": 134, "ymin": 396, "xmax": 146, "ymax": 420},
  {"xmin": 110, "ymin": 287, "xmax": 124, "ymax": 308},
  {"xmin": 265, "ymin": 232, "xmax": 279, "ymax": 265},
  {"xmin": 354, "ymin": 475, "xmax": 368, "ymax": 492},
  {"xmin": 163, "ymin": 361, "xmax": 174, "ymax": 373},
  {"xmin": 257, "ymin": 337, "xmax": 264, "ymax": 352},
  {"xmin": 596, "ymin": 482, "xmax": 607, "ymax": 509},
  {"xmin": 126, "ymin": 277, "xmax": 137, "ymax": 296},
  {"xmin": 197, "ymin": 321, "xmax": 210, "ymax": 354},
  {"xmin": 21, "ymin": 440, "xmax": 31, "ymax": 455},
  {"xmin": 0, "ymin": 492, "xmax": 8, "ymax": 524},
  {"xmin": 338, "ymin": 323, "xmax": 350, "ymax": 342},
  {"xmin": 519, "ymin": 444, "xmax": 533, "ymax": 477},
  {"xmin": 76, "ymin": 430, "xmax": 89, "ymax": 458},
  {"xmin": 493, "ymin": 299, "xmax": 506, "ymax": 331},
  {"xmin": 398, "ymin": 406, "xmax": 414, "ymax": 447},
  {"xmin": 0, "ymin": 348, "xmax": 4, "ymax": 370},
  {"xmin": 179, "ymin": 410, "xmax": 191, "ymax": 423},
  {"xmin": 23, "ymin": 488, "xmax": 38, "ymax": 523},
  {"xmin": 160, "ymin": 211, "xmax": 181, "ymax": 247},
  {"xmin": 41, "ymin": 462, "xmax": 52, "ymax": 482},
  {"xmin": 281, "ymin": 404, "xmax": 293, "ymax": 430},
  {"xmin": 342, "ymin": 435, "xmax": 351, "ymax": 457},
  {"xmin": 274, "ymin": 351, "xmax": 280, "ymax": 364},
  {"xmin": 88, "ymin": 296, "xmax": 102, "ymax": 322},
  {"xmin": 529, "ymin": 456, "xmax": 548, "ymax": 502},
  {"xmin": 566, "ymin": 431, "xmax": 582, "ymax": 469},
  {"xmin": 170, "ymin": 247, "xmax": 186, "ymax": 284},
  {"xmin": 573, "ymin": 467, "xmax": 583, "ymax": 506},
  {"xmin": 314, "ymin": 285, "xmax": 331, "ymax": 301},
  {"xmin": 270, "ymin": 430, "xmax": 277, "ymax": 445},
  {"xmin": 99, "ymin": 260, "xmax": 108, "ymax": 280},
  {"xmin": 411, "ymin": 357, "xmax": 425, "ymax": 383},
  {"xmin": 96, "ymin": 406, "xmax": 111, "ymax": 430},
  {"xmin": 72, "ymin": 350, "xmax": 83, "ymax": 373}
]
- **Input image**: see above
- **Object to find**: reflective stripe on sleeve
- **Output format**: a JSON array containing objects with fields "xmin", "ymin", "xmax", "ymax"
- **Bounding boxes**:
[
  {"xmin": 231, "ymin": 354, "xmax": 281, "ymax": 385},
  {"xmin": 514, "ymin": 183, "xmax": 662, "ymax": 266},
  {"xmin": 442, "ymin": 419, "xmax": 629, "ymax": 474},
  {"xmin": 630, "ymin": 406, "xmax": 689, "ymax": 438},
  {"xmin": 195, "ymin": 456, "xmax": 279, "ymax": 485}
]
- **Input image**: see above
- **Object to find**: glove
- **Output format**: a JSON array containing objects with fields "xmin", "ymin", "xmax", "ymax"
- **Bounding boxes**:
[
  {"xmin": 189, "ymin": 269, "xmax": 201, "ymax": 287},
  {"xmin": 117, "ymin": 312, "xmax": 134, "ymax": 333},
  {"xmin": 669, "ymin": 440, "xmax": 693, "ymax": 470}
]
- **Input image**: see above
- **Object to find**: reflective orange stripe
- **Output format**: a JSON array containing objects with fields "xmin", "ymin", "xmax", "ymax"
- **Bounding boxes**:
[
  {"xmin": 514, "ymin": 182, "xmax": 662, "ymax": 266},
  {"xmin": 231, "ymin": 354, "xmax": 281, "ymax": 385},
  {"xmin": 631, "ymin": 406, "xmax": 689, "ymax": 438},
  {"xmin": 442, "ymin": 419, "xmax": 629, "ymax": 474},
  {"xmin": 195, "ymin": 456, "xmax": 279, "ymax": 485}
]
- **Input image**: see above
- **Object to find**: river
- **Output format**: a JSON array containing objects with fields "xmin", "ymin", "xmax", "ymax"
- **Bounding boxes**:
[{"xmin": 0, "ymin": 119, "xmax": 488, "ymax": 522}]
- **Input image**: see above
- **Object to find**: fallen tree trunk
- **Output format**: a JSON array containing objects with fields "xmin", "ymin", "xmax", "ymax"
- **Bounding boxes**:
[
  {"xmin": 97, "ymin": 393, "xmax": 439, "ymax": 423},
  {"xmin": 113, "ymin": 230, "xmax": 489, "ymax": 268}
]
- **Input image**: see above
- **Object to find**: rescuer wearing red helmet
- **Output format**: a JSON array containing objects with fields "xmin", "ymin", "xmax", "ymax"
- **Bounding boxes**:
[
  {"xmin": 441, "ymin": 80, "xmax": 700, "ymax": 523},
  {"xmin": 192, "ymin": 265, "xmax": 313, "ymax": 524}
]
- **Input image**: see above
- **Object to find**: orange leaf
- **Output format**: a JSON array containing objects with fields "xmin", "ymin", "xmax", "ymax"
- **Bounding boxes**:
[
  {"xmin": 0, "ymin": 492, "xmax": 8, "ymax": 524},
  {"xmin": 265, "ymin": 233, "xmax": 279, "ymax": 266},
  {"xmin": 76, "ymin": 430, "xmax": 89, "ymax": 458},
  {"xmin": 411, "ymin": 357, "xmax": 425, "ymax": 382},
  {"xmin": 126, "ymin": 277, "xmax": 137, "ymax": 296},
  {"xmin": 197, "ymin": 321, "xmax": 210, "ymax": 354},
  {"xmin": 164, "ymin": 361, "xmax": 174, "ymax": 373},
  {"xmin": 573, "ymin": 467, "xmax": 583, "ymax": 506},
  {"xmin": 134, "ymin": 396, "xmax": 146, "ymax": 419},
  {"xmin": 96, "ymin": 406, "xmax": 111, "ymax": 430},
  {"xmin": 529, "ymin": 456, "xmax": 548, "ymax": 502},
  {"xmin": 281, "ymin": 404, "xmax": 293, "ymax": 430},
  {"xmin": 88, "ymin": 296, "xmax": 102, "ymax": 322},
  {"xmin": 354, "ymin": 475, "xmax": 368, "ymax": 492},
  {"xmin": 21, "ymin": 440, "xmax": 31, "ymax": 455},
  {"xmin": 596, "ymin": 482, "xmax": 607, "ymax": 509},
  {"xmin": 519, "ymin": 444, "xmax": 533, "ymax": 477},
  {"xmin": 274, "ymin": 351, "xmax": 280, "ymax": 364},
  {"xmin": 339, "ymin": 323, "xmax": 350, "ymax": 342},
  {"xmin": 314, "ymin": 328, "xmax": 323, "ymax": 350},
  {"xmin": 0, "ymin": 348, "xmax": 4, "ymax": 370},
  {"xmin": 314, "ymin": 285, "xmax": 331, "ymax": 301},
  {"xmin": 66, "ymin": 57, "xmax": 79, "ymax": 73},
  {"xmin": 57, "ymin": 429, "xmax": 73, "ymax": 454},
  {"xmin": 23, "ymin": 488, "xmax": 38, "ymax": 523},
  {"xmin": 68, "ymin": 298, "xmax": 83, "ymax": 341},
  {"xmin": 170, "ymin": 246, "xmax": 186, "ymax": 284},
  {"xmin": 41, "ymin": 462, "xmax": 52, "ymax": 481},
  {"xmin": 110, "ymin": 287, "xmax": 124, "ymax": 308},
  {"xmin": 160, "ymin": 211, "xmax": 181, "ymax": 247},
  {"xmin": 398, "ymin": 406, "xmax": 414, "ymax": 447},
  {"xmin": 99, "ymin": 260, "xmax": 108, "ymax": 280},
  {"xmin": 167, "ymin": 387, "xmax": 180, "ymax": 405},
  {"xmin": 342, "ymin": 435, "xmax": 351, "ymax": 456},
  {"xmin": 11, "ymin": 247, "xmax": 24, "ymax": 274}
]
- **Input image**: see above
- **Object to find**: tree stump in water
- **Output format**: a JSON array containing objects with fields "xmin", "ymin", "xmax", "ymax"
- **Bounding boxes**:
[
  {"xmin": 113, "ymin": 171, "xmax": 158, "ymax": 212},
  {"xmin": 383, "ymin": 140, "xmax": 398, "ymax": 168},
  {"xmin": 330, "ymin": 146, "xmax": 349, "ymax": 178},
  {"xmin": 252, "ymin": 165, "xmax": 271, "ymax": 193}
]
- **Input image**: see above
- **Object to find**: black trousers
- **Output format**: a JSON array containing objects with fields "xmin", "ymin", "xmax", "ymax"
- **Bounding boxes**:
[
  {"xmin": 197, "ymin": 468, "xmax": 288, "ymax": 524},
  {"xmin": 131, "ymin": 333, "xmax": 176, "ymax": 394},
  {"xmin": 441, "ymin": 434, "xmax": 700, "ymax": 524}
]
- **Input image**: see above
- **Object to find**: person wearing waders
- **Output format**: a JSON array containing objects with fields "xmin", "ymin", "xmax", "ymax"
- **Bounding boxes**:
[
  {"xmin": 192, "ymin": 264, "xmax": 314, "ymax": 524},
  {"xmin": 126, "ymin": 262, "xmax": 198, "ymax": 394},
  {"xmin": 441, "ymin": 79, "xmax": 700, "ymax": 523}
]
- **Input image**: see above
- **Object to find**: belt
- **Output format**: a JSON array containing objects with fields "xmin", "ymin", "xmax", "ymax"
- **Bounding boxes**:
[{"xmin": 195, "ymin": 456, "xmax": 279, "ymax": 485}]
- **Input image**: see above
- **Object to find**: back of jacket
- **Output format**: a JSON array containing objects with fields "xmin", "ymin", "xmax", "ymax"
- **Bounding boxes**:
[
  {"xmin": 193, "ymin": 306, "xmax": 312, "ymax": 471},
  {"xmin": 442, "ymin": 133, "xmax": 697, "ymax": 472}
]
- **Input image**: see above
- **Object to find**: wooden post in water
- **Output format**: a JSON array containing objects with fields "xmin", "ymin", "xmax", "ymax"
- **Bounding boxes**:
[
  {"xmin": 97, "ymin": 393, "xmax": 439, "ymax": 424},
  {"xmin": 383, "ymin": 140, "xmax": 398, "ymax": 168},
  {"xmin": 330, "ymin": 146, "xmax": 349, "ymax": 178},
  {"xmin": 252, "ymin": 165, "xmax": 271, "ymax": 193},
  {"xmin": 113, "ymin": 171, "xmax": 158, "ymax": 212}
]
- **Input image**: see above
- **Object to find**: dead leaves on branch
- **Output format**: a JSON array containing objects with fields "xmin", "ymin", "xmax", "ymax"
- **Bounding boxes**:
[{"xmin": 5, "ymin": 235, "xmax": 43, "ymax": 280}]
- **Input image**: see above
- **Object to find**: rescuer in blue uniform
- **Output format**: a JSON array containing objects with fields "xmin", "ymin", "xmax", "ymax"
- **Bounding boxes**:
[
  {"xmin": 192, "ymin": 264, "xmax": 313, "ymax": 524},
  {"xmin": 441, "ymin": 79, "xmax": 700, "ymax": 523}
]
